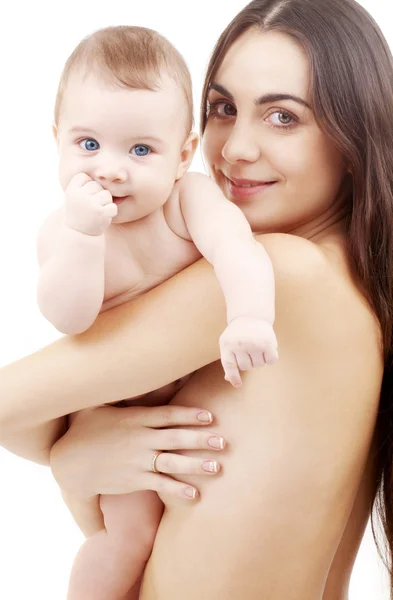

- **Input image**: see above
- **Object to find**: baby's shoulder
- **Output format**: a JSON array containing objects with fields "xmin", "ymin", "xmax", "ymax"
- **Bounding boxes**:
[
  {"xmin": 163, "ymin": 179, "xmax": 192, "ymax": 241},
  {"xmin": 178, "ymin": 171, "xmax": 216, "ymax": 199}
]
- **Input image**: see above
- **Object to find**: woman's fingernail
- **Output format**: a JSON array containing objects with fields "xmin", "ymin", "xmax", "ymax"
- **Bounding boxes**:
[
  {"xmin": 184, "ymin": 487, "xmax": 197, "ymax": 499},
  {"xmin": 203, "ymin": 460, "xmax": 220, "ymax": 473},
  {"xmin": 208, "ymin": 436, "xmax": 225, "ymax": 450},
  {"xmin": 197, "ymin": 411, "xmax": 213, "ymax": 423}
]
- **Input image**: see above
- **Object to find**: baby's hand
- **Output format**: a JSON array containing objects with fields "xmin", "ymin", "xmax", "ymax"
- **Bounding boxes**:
[
  {"xmin": 219, "ymin": 316, "xmax": 279, "ymax": 388},
  {"xmin": 64, "ymin": 173, "xmax": 118, "ymax": 236}
]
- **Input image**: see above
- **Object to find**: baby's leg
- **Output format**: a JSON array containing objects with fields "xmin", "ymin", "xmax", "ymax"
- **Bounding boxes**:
[
  {"xmin": 119, "ymin": 575, "xmax": 143, "ymax": 600},
  {"xmin": 67, "ymin": 490, "xmax": 163, "ymax": 600}
]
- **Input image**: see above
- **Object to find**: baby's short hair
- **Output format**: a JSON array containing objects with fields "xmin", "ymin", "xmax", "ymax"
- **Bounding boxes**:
[{"xmin": 54, "ymin": 25, "xmax": 193, "ymax": 135}]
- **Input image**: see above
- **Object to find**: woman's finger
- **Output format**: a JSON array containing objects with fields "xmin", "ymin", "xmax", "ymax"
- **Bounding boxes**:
[
  {"xmin": 149, "ymin": 451, "xmax": 221, "ymax": 476},
  {"xmin": 121, "ymin": 404, "xmax": 214, "ymax": 428},
  {"xmin": 144, "ymin": 473, "xmax": 199, "ymax": 501},
  {"xmin": 149, "ymin": 428, "xmax": 226, "ymax": 452}
]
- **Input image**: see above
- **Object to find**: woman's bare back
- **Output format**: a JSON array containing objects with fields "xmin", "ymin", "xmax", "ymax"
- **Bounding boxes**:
[
  {"xmin": 322, "ymin": 438, "xmax": 378, "ymax": 599},
  {"xmin": 139, "ymin": 237, "xmax": 383, "ymax": 600}
]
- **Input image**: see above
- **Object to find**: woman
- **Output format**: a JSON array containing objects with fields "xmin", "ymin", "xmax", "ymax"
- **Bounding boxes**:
[{"xmin": 0, "ymin": 0, "xmax": 392, "ymax": 598}]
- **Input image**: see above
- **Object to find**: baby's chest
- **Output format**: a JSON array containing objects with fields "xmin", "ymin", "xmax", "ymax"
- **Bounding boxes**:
[{"xmin": 102, "ymin": 221, "xmax": 200, "ymax": 307}]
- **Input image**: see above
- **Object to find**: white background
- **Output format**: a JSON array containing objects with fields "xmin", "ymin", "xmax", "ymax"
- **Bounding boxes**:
[{"xmin": 0, "ymin": 1, "xmax": 391, "ymax": 598}]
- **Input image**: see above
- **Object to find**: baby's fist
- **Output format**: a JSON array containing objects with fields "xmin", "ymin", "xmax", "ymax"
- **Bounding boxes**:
[
  {"xmin": 64, "ymin": 173, "xmax": 117, "ymax": 236},
  {"xmin": 219, "ymin": 316, "xmax": 279, "ymax": 387}
]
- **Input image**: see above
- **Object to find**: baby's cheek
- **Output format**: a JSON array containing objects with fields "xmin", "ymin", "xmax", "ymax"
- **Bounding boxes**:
[
  {"xmin": 57, "ymin": 163, "xmax": 69, "ymax": 191},
  {"xmin": 58, "ymin": 157, "xmax": 84, "ymax": 191}
]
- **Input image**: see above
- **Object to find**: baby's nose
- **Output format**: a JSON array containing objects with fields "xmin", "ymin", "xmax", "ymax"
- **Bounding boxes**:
[{"xmin": 95, "ymin": 158, "xmax": 128, "ymax": 183}]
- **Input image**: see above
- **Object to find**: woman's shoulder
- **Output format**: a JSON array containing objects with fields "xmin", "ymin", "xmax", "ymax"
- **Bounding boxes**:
[
  {"xmin": 255, "ymin": 232, "xmax": 374, "ymax": 315},
  {"xmin": 255, "ymin": 232, "xmax": 383, "ymax": 371}
]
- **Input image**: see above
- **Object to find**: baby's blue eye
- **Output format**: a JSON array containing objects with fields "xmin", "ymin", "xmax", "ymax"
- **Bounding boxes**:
[
  {"xmin": 132, "ymin": 145, "xmax": 150, "ymax": 157},
  {"xmin": 80, "ymin": 138, "xmax": 100, "ymax": 151}
]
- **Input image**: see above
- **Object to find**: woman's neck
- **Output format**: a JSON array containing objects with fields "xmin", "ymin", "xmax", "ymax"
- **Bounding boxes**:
[{"xmin": 289, "ymin": 175, "xmax": 351, "ymax": 244}]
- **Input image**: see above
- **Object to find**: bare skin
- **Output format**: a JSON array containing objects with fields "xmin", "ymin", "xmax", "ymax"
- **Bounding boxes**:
[
  {"xmin": 0, "ymin": 26, "xmax": 385, "ymax": 599},
  {"xmin": 137, "ymin": 231, "xmax": 382, "ymax": 600},
  {"xmin": 322, "ymin": 444, "xmax": 377, "ymax": 599},
  {"xmin": 0, "ymin": 229, "xmax": 382, "ymax": 599},
  {"xmin": 132, "ymin": 31, "xmax": 384, "ymax": 598}
]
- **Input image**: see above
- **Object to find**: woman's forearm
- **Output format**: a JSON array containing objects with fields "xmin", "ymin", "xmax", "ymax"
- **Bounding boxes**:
[
  {"xmin": 0, "ymin": 415, "xmax": 68, "ymax": 465},
  {"xmin": 0, "ymin": 257, "xmax": 225, "ymax": 441},
  {"xmin": 0, "ymin": 233, "xmax": 298, "ymax": 458}
]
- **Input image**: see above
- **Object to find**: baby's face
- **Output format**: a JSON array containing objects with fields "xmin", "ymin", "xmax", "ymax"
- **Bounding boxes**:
[{"xmin": 56, "ymin": 72, "xmax": 190, "ymax": 223}]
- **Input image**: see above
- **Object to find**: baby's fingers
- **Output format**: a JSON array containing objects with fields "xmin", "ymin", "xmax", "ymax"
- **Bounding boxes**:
[
  {"xmin": 67, "ymin": 172, "xmax": 92, "ymax": 191},
  {"xmin": 235, "ymin": 351, "xmax": 253, "ymax": 372},
  {"xmin": 263, "ymin": 344, "xmax": 279, "ymax": 365},
  {"xmin": 220, "ymin": 347, "xmax": 242, "ymax": 387},
  {"xmin": 103, "ymin": 203, "xmax": 118, "ymax": 218},
  {"xmin": 96, "ymin": 190, "xmax": 114, "ymax": 206},
  {"xmin": 248, "ymin": 352, "xmax": 266, "ymax": 368}
]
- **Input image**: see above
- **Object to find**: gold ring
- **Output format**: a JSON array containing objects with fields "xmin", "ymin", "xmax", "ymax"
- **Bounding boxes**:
[{"xmin": 151, "ymin": 451, "xmax": 163, "ymax": 473}]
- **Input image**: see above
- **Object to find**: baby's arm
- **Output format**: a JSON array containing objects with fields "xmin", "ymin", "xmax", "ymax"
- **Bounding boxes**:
[
  {"xmin": 37, "ymin": 173, "xmax": 117, "ymax": 334},
  {"xmin": 179, "ymin": 172, "xmax": 278, "ymax": 386}
]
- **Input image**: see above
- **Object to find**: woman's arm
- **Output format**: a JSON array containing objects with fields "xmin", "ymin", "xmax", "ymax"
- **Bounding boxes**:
[
  {"xmin": 0, "ymin": 416, "xmax": 69, "ymax": 465},
  {"xmin": 0, "ymin": 255, "xmax": 224, "ymax": 432},
  {"xmin": 0, "ymin": 233, "xmax": 350, "ymax": 458}
]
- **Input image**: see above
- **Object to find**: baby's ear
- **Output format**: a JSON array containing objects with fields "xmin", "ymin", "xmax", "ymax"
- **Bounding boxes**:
[
  {"xmin": 52, "ymin": 123, "xmax": 59, "ymax": 145},
  {"xmin": 176, "ymin": 132, "xmax": 199, "ymax": 180}
]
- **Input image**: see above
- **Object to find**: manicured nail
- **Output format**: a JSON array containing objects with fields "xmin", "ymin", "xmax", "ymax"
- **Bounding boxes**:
[
  {"xmin": 208, "ymin": 436, "xmax": 225, "ymax": 450},
  {"xmin": 184, "ymin": 487, "xmax": 197, "ymax": 499},
  {"xmin": 203, "ymin": 460, "xmax": 220, "ymax": 473},
  {"xmin": 197, "ymin": 411, "xmax": 213, "ymax": 423}
]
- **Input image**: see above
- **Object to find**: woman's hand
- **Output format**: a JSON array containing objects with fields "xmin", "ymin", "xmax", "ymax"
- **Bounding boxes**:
[{"xmin": 50, "ymin": 404, "xmax": 226, "ymax": 501}]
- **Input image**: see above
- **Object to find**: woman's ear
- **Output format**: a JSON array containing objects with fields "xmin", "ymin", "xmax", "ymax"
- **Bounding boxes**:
[{"xmin": 175, "ymin": 132, "xmax": 199, "ymax": 180}]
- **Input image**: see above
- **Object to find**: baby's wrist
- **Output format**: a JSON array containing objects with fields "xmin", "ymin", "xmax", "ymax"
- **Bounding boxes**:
[{"xmin": 64, "ymin": 222, "xmax": 105, "ymax": 238}]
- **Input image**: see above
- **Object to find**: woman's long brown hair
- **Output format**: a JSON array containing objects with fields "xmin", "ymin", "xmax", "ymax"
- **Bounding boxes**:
[{"xmin": 201, "ymin": 0, "xmax": 393, "ymax": 593}]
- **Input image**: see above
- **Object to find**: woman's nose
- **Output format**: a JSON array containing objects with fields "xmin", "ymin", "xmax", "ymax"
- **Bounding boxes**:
[{"xmin": 221, "ymin": 122, "xmax": 261, "ymax": 164}]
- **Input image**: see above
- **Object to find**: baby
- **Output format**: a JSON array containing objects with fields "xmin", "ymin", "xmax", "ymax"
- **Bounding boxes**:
[{"xmin": 37, "ymin": 26, "xmax": 278, "ymax": 600}]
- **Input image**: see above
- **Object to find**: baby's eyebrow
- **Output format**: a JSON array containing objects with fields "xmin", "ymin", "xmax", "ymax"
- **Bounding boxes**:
[
  {"xmin": 209, "ymin": 82, "xmax": 311, "ymax": 110},
  {"xmin": 68, "ymin": 128, "xmax": 166, "ymax": 148},
  {"xmin": 69, "ymin": 126, "xmax": 96, "ymax": 134},
  {"xmin": 138, "ymin": 136, "xmax": 166, "ymax": 147}
]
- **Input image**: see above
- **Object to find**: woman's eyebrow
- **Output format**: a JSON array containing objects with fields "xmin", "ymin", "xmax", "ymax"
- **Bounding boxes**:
[
  {"xmin": 256, "ymin": 93, "xmax": 311, "ymax": 110},
  {"xmin": 209, "ymin": 82, "xmax": 311, "ymax": 110},
  {"xmin": 209, "ymin": 83, "xmax": 235, "ymax": 101}
]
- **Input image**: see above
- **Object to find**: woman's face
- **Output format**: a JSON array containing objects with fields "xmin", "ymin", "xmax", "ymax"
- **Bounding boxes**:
[{"xmin": 202, "ymin": 29, "xmax": 348, "ymax": 236}]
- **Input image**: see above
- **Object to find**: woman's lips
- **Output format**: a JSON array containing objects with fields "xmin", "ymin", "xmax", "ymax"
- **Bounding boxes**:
[{"xmin": 224, "ymin": 175, "xmax": 277, "ymax": 200}]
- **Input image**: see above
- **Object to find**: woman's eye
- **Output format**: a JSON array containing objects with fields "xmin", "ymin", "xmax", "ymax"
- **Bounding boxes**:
[
  {"xmin": 131, "ymin": 144, "xmax": 151, "ymax": 157},
  {"xmin": 79, "ymin": 138, "xmax": 100, "ymax": 151},
  {"xmin": 208, "ymin": 101, "xmax": 237, "ymax": 118},
  {"xmin": 267, "ymin": 110, "xmax": 296, "ymax": 128}
]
